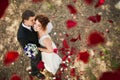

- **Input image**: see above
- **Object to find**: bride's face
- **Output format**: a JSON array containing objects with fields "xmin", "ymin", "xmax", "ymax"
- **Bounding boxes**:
[{"xmin": 34, "ymin": 20, "xmax": 42, "ymax": 31}]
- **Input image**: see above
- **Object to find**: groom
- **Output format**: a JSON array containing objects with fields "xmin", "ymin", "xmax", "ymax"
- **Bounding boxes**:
[{"xmin": 17, "ymin": 10, "xmax": 45, "ymax": 79}]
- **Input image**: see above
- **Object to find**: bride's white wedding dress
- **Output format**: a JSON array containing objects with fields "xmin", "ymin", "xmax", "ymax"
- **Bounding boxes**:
[{"xmin": 39, "ymin": 34, "xmax": 62, "ymax": 75}]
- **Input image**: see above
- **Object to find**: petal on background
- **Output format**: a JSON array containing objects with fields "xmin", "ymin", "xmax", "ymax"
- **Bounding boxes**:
[
  {"xmin": 107, "ymin": 20, "xmax": 113, "ymax": 24},
  {"xmin": 62, "ymin": 55, "xmax": 68, "ymax": 61},
  {"xmin": 32, "ymin": 0, "xmax": 43, "ymax": 3},
  {"xmin": 10, "ymin": 74, "xmax": 21, "ymax": 80},
  {"xmin": 62, "ymin": 39, "xmax": 70, "ymax": 49},
  {"xmin": 70, "ymin": 34, "xmax": 81, "ymax": 42},
  {"xmin": 66, "ymin": 20, "xmax": 77, "ymax": 29},
  {"xmin": 70, "ymin": 38, "xmax": 78, "ymax": 42},
  {"xmin": 0, "ymin": 0, "xmax": 9, "ymax": 18},
  {"xmin": 88, "ymin": 14, "xmax": 101, "ymax": 23},
  {"xmin": 37, "ymin": 61, "xmax": 45, "ymax": 71},
  {"xmin": 3, "ymin": 51, "xmax": 19, "ymax": 65},
  {"xmin": 73, "ymin": 0, "xmax": 77, "ymax": 3},
  {"xmin": 87, "ymin": 31, "xmax": 105, "ymax": 46},
  {"xmin": 65, "ymin": 33, "xmax": 69, "ymax": 37},
  {"xmin": 69, "ymin": 47, "xmax": 77, "ymax": 55},
  {"xmin": 67, "ymin": 4, "xmax": 77, "ymax": 14},
  {"xmin": 84, "ymin": 0, "xmax": 94, "ymax": 5},
  {"xmin": 60, "ymin": 63, "xmax": 67, "ymax": 69},
  {"xmin": 95, "ymin": 0, "xmax": 105, "ymax": 8},
  {"xmin": 77, "ymin": 51, "xmax": 90, "ymax": 64},
  {"xmin": 70, "ymin": 68, "xmax": 76, "ymax": 76}
]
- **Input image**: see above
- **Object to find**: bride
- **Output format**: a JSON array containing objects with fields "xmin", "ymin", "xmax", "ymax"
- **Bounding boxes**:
[{"xmin": 34, "ymin": 15, "xmax": 62, "ymax": 75}]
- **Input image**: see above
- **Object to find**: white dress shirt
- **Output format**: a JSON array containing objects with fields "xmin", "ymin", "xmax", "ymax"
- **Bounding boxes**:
[{"xmin": 22, "ymin": 23, "xmax": 32, "ymax": 31}]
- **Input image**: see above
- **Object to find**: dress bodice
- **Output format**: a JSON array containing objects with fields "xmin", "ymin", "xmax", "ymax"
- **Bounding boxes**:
[{"xmin": 39, "ymin": 34, "xmax": 57, "ymax": 49}]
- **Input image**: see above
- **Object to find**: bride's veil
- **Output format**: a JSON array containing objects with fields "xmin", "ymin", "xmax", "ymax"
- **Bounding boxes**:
[{"xmin": 46, "ymin": 22, "xmax": 53, "ymax": 33}]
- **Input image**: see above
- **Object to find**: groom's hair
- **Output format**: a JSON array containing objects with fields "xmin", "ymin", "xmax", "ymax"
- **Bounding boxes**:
[
  {"xmin": 22, "ymin": 10, "xmax": 35, "ymax": 22},
  {"xmin": 35, "ymin": 15, "xmax": 50, "ymax": 30}
]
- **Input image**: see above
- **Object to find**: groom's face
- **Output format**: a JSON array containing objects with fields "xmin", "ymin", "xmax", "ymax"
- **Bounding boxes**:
[{"xmin": 24, "ymin": 16, "xmax": 35, "ymax": 26}]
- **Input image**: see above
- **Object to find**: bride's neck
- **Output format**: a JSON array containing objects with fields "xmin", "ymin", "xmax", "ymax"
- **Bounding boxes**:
[{"xmin": 38, "ymin": 30, "xmax": 47, "ymax": 38}]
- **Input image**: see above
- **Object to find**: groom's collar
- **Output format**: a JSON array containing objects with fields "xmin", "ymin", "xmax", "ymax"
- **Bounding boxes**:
[{"xmin": 22, "ymin": 23, "xmax": 32, "ymax": 31}]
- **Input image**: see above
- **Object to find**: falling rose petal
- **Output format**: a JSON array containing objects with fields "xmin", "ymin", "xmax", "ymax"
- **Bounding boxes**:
[
  {"xmin": 107, "ymin": 20, "xmax": 113, "ymax": 23},
  {"xmin": 62, "ymin": 39, "xmax": 70, "ymax": 48},
  {"xmin": 32, "ymin": 0, "xmax": 43, "ymax": 3},
  {"xmin": 10, "ymin": 74, "xmax": 21, "ymax": 80},
  {"xmin": 0, "ymin": 0, "xmax": 9, "ymax": 18},
  {"xmin": 3, "ymin": 51, "xmax": 19, "ymax": 65},
  {"xmin": 66, "ymin": 20, "xmax": 77, "ymax": 29},
  {"xmin": 95, "ymin": 0, "xmax": 105, "ymax": 8},
  {"xmin": 87, "ymin": 31, "xmax": 105, "ymax": 46},
  {"xmin": 70, "ymin": 68, "xmax": 76, "ymax": 76},
  {"xmin": 37, "ymin": 61, "xmax": 44, "ymax": 71},
  {"xmin": 77, "ymin": 51, "xmax": 90, "ymax": 64},
  {"xmin": 99, "ymin": 71, "xmax": 120, "ymax": 80},
  {"xmin": 88, "ymin": 14, "xmax": 101, "ymax": 23},
  {"xmin": 67, "ymin": 4, "xmax": 77, "ymax": 14},
  {"xmin": 84, "ymin": 0, "xmax": 94, "ymax": 5}
]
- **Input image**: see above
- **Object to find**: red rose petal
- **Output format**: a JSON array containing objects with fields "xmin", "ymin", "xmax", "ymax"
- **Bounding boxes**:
[
  {"xmin": 10, "ymin": 74, "xmax": 21, "ymax": 80},
  {"xmin": 73, "ymin": 0, "xmax": 77, "ymax": 3},
  {"xmin": 53, "ymin": 48, "xmax": 58, "ymax": 54},
  {"xmin": 69, "ymin": 47, "xmax": 77, "ymax": 55},
  {"xmin": 3, "ymin": 51, "xmax": 19, "ymax": 65},
  {"xmin": 60, "ymin": 63, "xmax": 67, "ymax": 69},
  {"xmin": 66, "ymin": 20, "xmax": 77, "ymax": 29},
  {"xmin": 62, "ymin": 39, "xmax": 70, "ymax": 48},
  {"xmin": 32, "ymin": 0, "xmax": 43, "ymax": 3},
  {"xmin": 99, "ymin": 71, "xmax": 120, "ymax": 80},
  {"xmin": 107, "ymin": 20, "xmax": 113, "ymax": 23},
  {"xmin": 65, "ymin": 33, "xmax": 69, "ymax": 37},
  {"xmin": 0, "ymin": 0, "xmax": 9, "ymax": 18},
  {"xmin": 84, "ymin": 0, "xmax": 94, "ymax": 5},
  {"xmin": 77, "ymin": 51, "xmax": 90, "ymax": 64},
  {"xmin": 70, "ymin": 68, "xmax": 76, "ymax": 76},
  {"xmin": 88, "ymin": 14, "xmax": 101, "ymax": 23},
  {"xmin": 70, "ymin": 34, "xmax": 81, "ymax": 42},
  {"xmin": 95, "ymin": 0, "xmax": 105, "ymax": 8},
  {"xmin": 37, "ymin": 61, "xmax": 44, "ymax": 71},
  {"xmin": 67, "ymin": 4, "xmax": 77, "ymax": 14},
  {"xmin": 70, "ymin": 38, "xmax": 78, "ymax": 42},
  {"xmin": 87, "ymin": 31, "xmax": 105, "ymax": 46},
  {"xmin": 62, "ymin": 55, "xmax": 68, "ymax": 61}
]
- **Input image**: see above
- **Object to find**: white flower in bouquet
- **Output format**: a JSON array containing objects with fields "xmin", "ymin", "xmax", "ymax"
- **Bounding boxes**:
[{"xmin": 24, "ymin": 43, "xmax": 38, "ymax": 58}]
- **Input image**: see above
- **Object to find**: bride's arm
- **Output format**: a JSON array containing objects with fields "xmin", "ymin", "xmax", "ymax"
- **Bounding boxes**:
[{"xmin": 38, "ymin": 38, "xmax": 53, "ymax": 53}]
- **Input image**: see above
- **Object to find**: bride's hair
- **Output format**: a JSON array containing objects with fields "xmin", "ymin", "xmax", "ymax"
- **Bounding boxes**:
[{"xmin": 35, "ymin": 15, "xmax": 50, "ymax": 30}]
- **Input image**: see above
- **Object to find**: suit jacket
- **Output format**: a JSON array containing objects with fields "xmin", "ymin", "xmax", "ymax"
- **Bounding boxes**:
[{"xmin": 17, "ymin": 22, "xmax": 41, "ymax": 50}]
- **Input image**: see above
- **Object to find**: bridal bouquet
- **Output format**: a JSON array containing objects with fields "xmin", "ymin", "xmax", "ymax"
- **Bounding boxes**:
[{"xmin": 24, "ymin": 43, "xmax": 38, "ymax": 58}]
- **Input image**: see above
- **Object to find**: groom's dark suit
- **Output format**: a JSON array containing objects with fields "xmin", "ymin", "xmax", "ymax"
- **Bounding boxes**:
[{"xmin": 17, "ymin": 23, "xmax": 42, "ymax": 75}]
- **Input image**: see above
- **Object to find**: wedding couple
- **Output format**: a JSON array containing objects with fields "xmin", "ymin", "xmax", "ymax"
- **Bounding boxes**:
[{"xmin": 17, "ymin": 10, "xmax": 62, "ymax": 79}]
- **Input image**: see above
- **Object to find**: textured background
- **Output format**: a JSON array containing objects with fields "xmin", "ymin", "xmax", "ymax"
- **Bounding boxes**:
[{"xmin": 0, "ymin": 0, "xmax": 120, "ymax": 80}]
